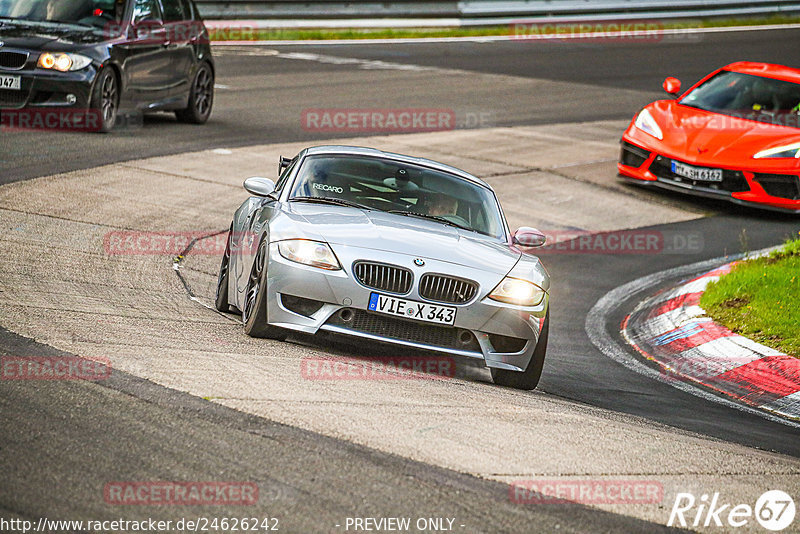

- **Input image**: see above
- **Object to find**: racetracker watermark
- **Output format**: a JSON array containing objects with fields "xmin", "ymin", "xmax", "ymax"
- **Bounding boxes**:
[
  {"xmin": 654, "ymin": 110, "xmax": 800, "ymax": 131},
  {"xmin": 532, "ymin": 230, "xmax": 704, "ymax": 255},
  {"xmin": 104, "ymin": 482, "xmax": 258, "ymax": 506},
  {"xmin": 103, "ymin": 20, "xmax": 254, "ymax": 44},
  {"xmin": 1, "ymin": 356, "xmax": 111, "ymax": 381},
  {"xmin": 510, "ymin": 479, "xmax": 664, "ymax": 505},
  {"xmin": 302, "ymin": 108, "xmax": 456, "ymax": 133},
  {"xmin": 103, "ymin": 231, "xmax": 256, "ymax": 256},
  {"xmin": 1, "ymin": 109, "xmax": 101, "ymax": 132},
  {"xmin": 301, "ymin": 356, "xmax": 456, "ymax": 380},
  {"xmin": 510, "ymin": 19, "xmax": 701, "ymax": 43}
]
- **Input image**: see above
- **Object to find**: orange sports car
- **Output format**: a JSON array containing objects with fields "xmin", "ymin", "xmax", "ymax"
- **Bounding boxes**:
[{"xmin": 619, "ymin": 62, "xmax": 800, "ymax": 213}]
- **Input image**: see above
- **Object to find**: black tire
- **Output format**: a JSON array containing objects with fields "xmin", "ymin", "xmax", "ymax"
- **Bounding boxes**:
[
  {"xmin": 242, "ymin": 238, "xmax": 287, "ymax": 340},
  {"xmin": 175, "ymin": 62, "xmax": 213, "ymax": 124},
  {"xmin": 89, "ymin": 67, "xmax": 118, "ymax": 133},
  {"xmin": 214, "ymin": 224, "xmax": 233, "ymax": 313},
  {"xmin": 491, "ymin": 309, "xmax": 549, "ymax": 390}
]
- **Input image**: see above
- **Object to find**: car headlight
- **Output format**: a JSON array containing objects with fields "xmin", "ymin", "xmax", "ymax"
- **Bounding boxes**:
[
  {"xmin": 488, "ymin": 277, "xmax": 545, "ymax": 307},
  {"xmin": 634, "ymin": 108, "xmax": 663, "ymax": 140},
  {"xmin": 277, "ymin": 239, "xmax": 341, "ymax": 270},
  {"xmin": 753, "ymin": 142, "xmax": 800, "ymax": 159},
  {"xmin": 37, "ymin": 52, "xmax": 92, "ymax": 72}
]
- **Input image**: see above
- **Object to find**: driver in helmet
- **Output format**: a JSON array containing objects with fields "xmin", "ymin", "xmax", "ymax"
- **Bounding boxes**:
[{"xmin": 423, "ymin": 193, "xmax": 458, "ymax": 217}]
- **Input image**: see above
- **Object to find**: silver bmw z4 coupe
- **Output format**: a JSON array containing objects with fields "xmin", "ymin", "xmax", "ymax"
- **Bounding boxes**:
[{"xmin": 215, "ymin": 146, "xmax": 551, "ymax": 390}]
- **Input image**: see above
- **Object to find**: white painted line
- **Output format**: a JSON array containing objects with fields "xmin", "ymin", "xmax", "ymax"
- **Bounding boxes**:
[
  {"xmin": 671, "ymin": 343, "xmax": 761, "ymax": 376},
  {"xmin": 674, "ymin": 275, "xmax": 720, "ymax": 295},
  {"xmin": 644, "ymin": 275, "xmax": 721, "ymax": 308},
  {"xmin": 277, "ymin": 51, "xmax": 438, "ymax": 71},
  {"xmin": 725, "ymin": 334, "xmax": 788, "ymax": 359},
  {"xmin": 585, "ymin": 248, "xmax": 800, "ymax": 429},
  {"xmin": 213, "ymin": 47, "xmax": 450, "ymax": 73},
  {"xmin": 762, "ymin": 391, "xmax": 800, "ymax": 420},
  {"xmin": 210, "ymin": 23, "xmax": 800, "ymax": 47},
  {"xmin": 675, "ymin": 336, "xmax": 767, "ymax": 365},
  {"xmin": 639, "ymin": 305, "xmax": 707, "ymax": 336}
]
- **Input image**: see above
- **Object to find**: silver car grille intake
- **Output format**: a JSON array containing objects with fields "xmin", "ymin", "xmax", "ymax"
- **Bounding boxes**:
[
  {"xmin": 353, "ymin": 261, "xmax": 413, "ymax": 294},
  {"xmin": 327, "ymin": 309, "xmax": 480, "ymax": 352},
  {"xmin": 419, "ymin": 274, "xmax": 478, "ymax": 304}
]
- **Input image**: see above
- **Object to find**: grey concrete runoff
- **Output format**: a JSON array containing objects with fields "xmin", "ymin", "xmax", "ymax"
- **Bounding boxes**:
[
  {"xmin": 1, "ymin": 124, "xmax": 798, "ymax": 532},
  {"xmin": 0, "ymin": 328, "xmax": 673, "ymax": 533}
]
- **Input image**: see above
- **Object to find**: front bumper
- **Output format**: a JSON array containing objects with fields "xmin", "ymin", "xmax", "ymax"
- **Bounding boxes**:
[
  {"xmin": 618, "ymin": 138, "xmax": 800, "ymax": 214},
  {"xmin": 0, "ymin": 63, "xmax": 95, "ymax": 110},
  {"xmin": 261, "ymin": 242, "xmax": 548, "ymax": 372}
]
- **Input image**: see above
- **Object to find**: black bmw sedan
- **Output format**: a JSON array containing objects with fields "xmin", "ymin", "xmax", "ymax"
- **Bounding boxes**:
[{"xmin": 0, "ymin": 0, "xmax": 214, "ymax": 131}]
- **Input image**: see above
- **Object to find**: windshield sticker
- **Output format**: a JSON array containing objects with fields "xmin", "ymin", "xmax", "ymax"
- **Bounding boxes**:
[{"xmin": 312, "ymin": 183, "xmax": 344, "ymax": 194}]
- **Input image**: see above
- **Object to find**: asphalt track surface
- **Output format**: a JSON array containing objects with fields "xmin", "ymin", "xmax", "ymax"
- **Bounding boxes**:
[
  {"xmin": 1, "ymin": 26, "xmax": 800, "ymax": 531},
  {"xmin": 4, "ymin": 26, "xmax": 799, "ymax": 183}
]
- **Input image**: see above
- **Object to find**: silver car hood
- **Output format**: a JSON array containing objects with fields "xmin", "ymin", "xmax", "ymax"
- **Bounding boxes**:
[{"xmin": 279, "ymin": 203, "xmax": 520, "ymax": 275}]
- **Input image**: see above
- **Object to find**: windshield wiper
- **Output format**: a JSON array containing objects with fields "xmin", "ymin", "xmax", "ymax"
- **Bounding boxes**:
[
  {"xmin": 290, "ymin": 196, "xmax": 373, "ymax": 211},
  {"xmin": 45, "ymin": 19, "xmax": 94, "ymax": 28},
  {"xmin": 387, "ymin": 210, "xmax": 472, "ymax": 232}
]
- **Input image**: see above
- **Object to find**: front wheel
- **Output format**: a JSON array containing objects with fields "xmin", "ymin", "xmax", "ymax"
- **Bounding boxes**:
[
  {"xmin": 175, "ymin": 62, "xmax": 213, "ymax": 124},
  {"xmin": 491, "ymin": 309, "xmax": 549, "ymax": 390},
  {"xmin": 89, "ymin": 67, "xmax": 118, "ymax": 133},
  {"xmin": 242, "ymin": 239, "xmax": 287, "ymax": 340}
]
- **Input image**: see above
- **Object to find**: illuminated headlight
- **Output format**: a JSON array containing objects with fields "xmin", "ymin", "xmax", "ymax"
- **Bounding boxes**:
[
  {"xmin": 634, "ymin": 108, "xmax": 663, "ymax": 140},
  {"xmin": 488, "ymin": 277, "xmax": 545, "ymax": 307},
  {"xmin": 37, "ymin": 52, "xmax": 92, "ymax": 72},
  {"xmin": 753, "ymin": 142, "xmax": 800, "ymax": 159},
  {"xmin": 277, "ymin": 239, "xmax": 341, "ymax": 270}
]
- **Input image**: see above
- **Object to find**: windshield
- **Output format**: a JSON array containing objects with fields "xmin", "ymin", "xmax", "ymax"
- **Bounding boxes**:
[
  {"xmin": 0, "ymin": 0, "xmax": 125, "ymax": 27},
  {"xmin": 680, "ymin": 71, "xmax": 800, "ymax": 129},
  {"xmin": 289, "ymin": 155, "xmax": 506, "ymax": 239}
]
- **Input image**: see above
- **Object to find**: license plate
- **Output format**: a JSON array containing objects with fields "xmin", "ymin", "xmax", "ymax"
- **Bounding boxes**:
[
  {"xmin": 0, "ymin": 74, "xmax": 21, "ymax": 90},
  {"xmin": 368, "ymin": 292, "xmax": 456, "ymax": 326},
  {"xmin": 671, "ymin": 161, "xmax": 722, "ymax": 182}
]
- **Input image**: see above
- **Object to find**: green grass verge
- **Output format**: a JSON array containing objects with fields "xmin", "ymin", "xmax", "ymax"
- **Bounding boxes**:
[
  {"xmin": 700, "ymin": 237, "xmax": 800, "ymax": 358},
  {"xmin": 208, "ymin": 14, "xmax": 800, "ymax": 41}
]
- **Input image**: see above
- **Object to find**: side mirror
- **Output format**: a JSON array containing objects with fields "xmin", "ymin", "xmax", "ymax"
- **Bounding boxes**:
[
  {"xmin": 512, "ymin": 227, "xmax": 546, "ymax": 248},
  {"xmin": 278, "ymin": 156, "xmax": 293, "ymax": 177},
  {"xmin": 243, "ymin": 176, "xmax": 275, "ymax": 197},
  {"xmin": 663, "ymin": 77, "xmax": 681, "ymax": 96}
]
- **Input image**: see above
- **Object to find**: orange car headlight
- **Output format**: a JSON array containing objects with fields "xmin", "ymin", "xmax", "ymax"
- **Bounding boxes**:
[{"xmin": 37, "ymin": 52, "xmax": 91, "ymax": 72}]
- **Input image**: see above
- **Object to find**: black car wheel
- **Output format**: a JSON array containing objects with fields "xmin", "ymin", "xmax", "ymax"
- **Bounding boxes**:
[
  {"xmin": 176, "ymin": 62, "xmax": 213, "ymax": 124},
  {"xmin": 491, "ymin": 309, "xmax": 549, "ymax": 390},
  {"xmin": 215, "ymin": 224, "xmax": 234, "ymax": 313},
  {"xmin": 242, "ymin": 238, "xmax": 287, "ymax": 340},
  {"xmin": 90, "ymin": 67, "xmax": 118, "ymax": 133}
]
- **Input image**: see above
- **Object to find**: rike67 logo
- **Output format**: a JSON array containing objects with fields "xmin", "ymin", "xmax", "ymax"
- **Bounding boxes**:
[{"xmin": 668, "ymin": 490, "xmax": 795, "ymax": 531}]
